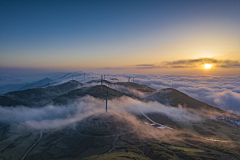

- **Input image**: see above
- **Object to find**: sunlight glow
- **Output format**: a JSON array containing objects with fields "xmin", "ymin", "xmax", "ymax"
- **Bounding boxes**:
[{"xmin": 204, "ymin": 64, "xmax": 212, "ymax": 69}]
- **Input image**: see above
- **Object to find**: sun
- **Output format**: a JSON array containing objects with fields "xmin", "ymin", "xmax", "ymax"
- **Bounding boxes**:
[{"xmin": 204, "ymin": 64, "xmax": 212, "ymax": 69}]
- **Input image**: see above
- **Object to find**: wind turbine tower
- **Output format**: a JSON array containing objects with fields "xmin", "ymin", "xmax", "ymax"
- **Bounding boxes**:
[
  {"xmin": 133, "ymin": 78, "xmax": 134, "ymax": 82},
  {"xmin": 105, "ymin": 88, "xmax": 109, "ymax": 115},
  {"xmin": 104, "ymin": 75, "xmax": 105, "ymax": 80},
  {"xmin": 101, "ymin": 75, "xmax": 103, "ymax": 91}
]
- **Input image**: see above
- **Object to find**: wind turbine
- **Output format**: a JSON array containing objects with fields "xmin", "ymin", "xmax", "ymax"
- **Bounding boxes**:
[
  {"xmin": 104, "ymin": 74, "xmax": 105, "ymax": 80},
  {"xmin": 105, "ymin": 88, "xmax": 109, "ymax": 115},
  {"xmin": 101, "ymin": 77, "xmax": 102, "ymax": 91}
]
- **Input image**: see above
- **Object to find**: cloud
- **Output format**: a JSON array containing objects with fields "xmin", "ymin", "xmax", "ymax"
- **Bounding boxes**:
[
  {"xmin": 135, "ymin": 58, "xmax": 240, "ymax": 69},
  {"xmin": 1, "ymin": 72, "xmax": 240, "ymax": 131},
  {"xmin": 118, "ymin": 73, "xmax": 240, "ymax": 115},
  {"xmin": 213, "ymin": 90, "xmax": 240, "ymax": 114},
  {"xmin": 0, "ymin": 96, "xmax": 201, "ymax": 130},
  {"xmin": 103, "ymin": 67, "xmax": 123, "ymax": 69},
  {"xmin": 135, "ymin": 64, "xmax": 157, "ymax": 69}
]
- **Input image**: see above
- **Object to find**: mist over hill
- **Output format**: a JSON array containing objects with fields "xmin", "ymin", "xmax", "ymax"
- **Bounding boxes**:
[
  {"xmin": 0, "ymin": 73, "xmax": 240, "ymax": 160},
  {"xmin": 1, "ymin": 72, "xmax": 239, "ymax": 114}
]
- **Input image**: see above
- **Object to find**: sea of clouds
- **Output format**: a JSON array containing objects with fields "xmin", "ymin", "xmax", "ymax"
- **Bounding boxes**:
[
  {"xmin": 0, "ymin": 96, "xmax": 201, "ymax": 130},
  {"xmin": 1, "ymin": 71, "xmax": 240, "ymax": 116},
  {"xmin": 116, "ymin": 74, "xmax": 240, "ymax": 116}
]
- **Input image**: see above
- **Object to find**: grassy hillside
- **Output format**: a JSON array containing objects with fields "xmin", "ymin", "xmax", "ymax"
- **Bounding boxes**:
[
  {"xmin": 4, "ymin": 80, "xmax": 82, "ymax": 106},
  {"xmin": 82, "ymin": 152, "xmax": 151, "ymax": 160},
  {"xmin": 0, "ymin": 95, "xmax": 28, "ymax": 107},
  {"xmin": 147, "ymin": 88, "xmax": 222, "ymax": 112},
  {"xmin": 115, "ymin": 82, "xmax": 156, "ymax": 93},
  {"xmin": 53, "ymin": 85, "xmax": 130, "ymax": 105},
  {"xmin": 1, "ymin": 81, "xmax": 240, "ymax": 160}
]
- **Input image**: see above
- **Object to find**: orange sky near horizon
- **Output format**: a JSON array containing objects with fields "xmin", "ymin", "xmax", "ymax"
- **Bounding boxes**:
[{"xmin": 1, "ymin": 1, "xmax": 240, "ymax": 76}]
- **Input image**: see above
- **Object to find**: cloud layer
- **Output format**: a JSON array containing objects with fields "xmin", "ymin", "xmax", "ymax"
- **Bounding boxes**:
[
  {"xmin": 0, "ymin": 96, "xmax": 201, "ymax": 130},
  {"xmin": 115, "ymin": 74, "xmax": 240, "ymax": 115},
  {"xmin": 136, "ymin": 58, "xmax": 240, "ymax": 69}
]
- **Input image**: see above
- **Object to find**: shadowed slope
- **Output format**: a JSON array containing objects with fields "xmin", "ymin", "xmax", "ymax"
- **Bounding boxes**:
[
  {"xmin": 46, "ymin": 80, "xmax": 82, "ymax": 92},
  {"xmin": 4, "ymin": 80, "xmax": 82, "ymax": 106},
  {"xmin": 82, "ymin": 152, "xmax": 151, "ymax": 160},
  {"xmin": 53, "ymin": 85, "xmax": 130, "ymax": 105},
  {"xmin": 0, "ymin": 95, "xmax": 29, "ymax": 107},
  {"xmin": 18, "ymin": 77, "xmax": 53, "ymax": 90},
  {"xmin": 86, "ymin": 80, "xmax": 156, "ymax": 93},
  {"xmin": 115, "ymin": 82, "xmax": 156, "ymax": 93},
  {"xmin": 147, "ymin": 88, "xmax": 222, "ymax": 112}
]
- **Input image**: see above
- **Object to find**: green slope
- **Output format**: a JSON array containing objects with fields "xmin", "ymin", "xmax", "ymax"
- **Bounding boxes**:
[
  {"xmin": 147, "ymin": 88, "xmax": 222, "ymax": 112},
  {"xmin": 53, "ymin": 85, "xmax": 130, "ymax": 105},
  {"xmin": 4, "ymin": 80, "xmax": 82, "ymax": 106},
  {"xmin": 115, "ymin": 82, "xmax": 156, "ymax": 93},
  {"xmin": 0, "ymin": 95, "xmax": 29, "ymax": 107}
]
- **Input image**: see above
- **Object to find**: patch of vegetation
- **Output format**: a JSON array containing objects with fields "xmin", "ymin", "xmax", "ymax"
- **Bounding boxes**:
[
  {"xmin": 202, "ymin": 121, "xmax": 221, "ymax": 130},
  {"xmin": 81, "ymin": 152, "xmax": 151, "ymax": 160},
  {"xmin": 0, "ymin": 95, "xmax": 29, "ymax": 106},
  {"xmin": 0, "ymin": 124, "xmax": 10, "ymax": 141},
  {"xmin": 201, "ymin": 143, "xmax": 240, "ymax": 159},
  {"xmin": 146, "ymin": 144, "xmax": 176, "ymax": 160},
  {"xmin": 177, "ymin": 132, "xmax": 195, "ymax": 138},
  {"xmin": 116, "ymin": 82, "xmax": 156, "ymax": 93},
  {"xmin": 53, "ymin": 85, "xmax": 130, "ymax": 105},
  {"xmin": 199, "ymin": 155, "xmax": 218, "ymax": 160},
  {"xmin": 193, "ymin": 125, "xmax": 216, "ymax": 137},
  {"xmin": 169, "ymin": 146, "xmax": 204, "ymax": 153},
  {"xmin": 149, "ymin": 88, "xmax": 221, "ymax": 112},
  {"xmin": 118, "ymin": 134, "xmax": 137, "ymax": 145},
  {"xmin": 125, "ymin": 145, "xmax": 144, "ymax": 155},
  {"xmin": 172, "ymin": 149, "xmax": 201, "ymax": 160}
]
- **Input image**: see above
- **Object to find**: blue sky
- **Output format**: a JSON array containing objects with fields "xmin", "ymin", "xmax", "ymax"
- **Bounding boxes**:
[{"xmin": 0, "ymin": 0, "xmax": 240, "ymax": 74}]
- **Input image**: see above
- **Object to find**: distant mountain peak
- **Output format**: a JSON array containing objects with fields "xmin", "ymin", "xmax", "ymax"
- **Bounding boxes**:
[{"xmin": 18, "ymin": 77, "xmax": 53, "ymax": 90}]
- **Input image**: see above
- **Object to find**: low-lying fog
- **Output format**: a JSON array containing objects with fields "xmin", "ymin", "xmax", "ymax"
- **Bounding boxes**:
[{"xmin": 0, "ymin": 96, "xmax": 202, "ymax": 130}]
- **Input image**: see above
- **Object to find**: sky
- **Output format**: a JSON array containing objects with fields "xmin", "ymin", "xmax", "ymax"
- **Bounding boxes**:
[{"xmin": 0, "ymin": 0, "xmax": 240, "ymax": 75}]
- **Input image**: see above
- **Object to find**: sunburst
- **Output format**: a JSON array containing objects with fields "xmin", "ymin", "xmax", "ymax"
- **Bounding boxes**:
[{"xmin": 204, "ymin": 64, "xmax": 212, "ymax": 69}]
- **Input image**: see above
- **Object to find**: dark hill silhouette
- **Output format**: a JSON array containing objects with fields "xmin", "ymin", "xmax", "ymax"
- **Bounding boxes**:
[
  {"xmin": 4, "ymin": 80, "xmax": 82, "ymax": 106},
  {"xmin": 0, "ymin": 95, "xmax": 29, "ymax": 107},
  {"xmin": 99, "ymin": 80, "xmax": 112, "ymax": 84},
  {"xmin": 115, "ymin": 82, "xmax": 156, "ymax": 93},
  {"xmin": 86, "ymin": 80, "xmax": 156, "ymax": 93},
  {"xmin": 18, "ymin": 77, "xmax": 53, "ymax": 90},
  {"xmin": 47, "ymin": 80, "xmax": 82, "ymax": 92},
  {"xmin": 53, "ymin": 85, "xmax": 130, "ymax": 105},
  {"xmin": 147, "ymin": 88, "xmax": 222, "ymax": 112}
]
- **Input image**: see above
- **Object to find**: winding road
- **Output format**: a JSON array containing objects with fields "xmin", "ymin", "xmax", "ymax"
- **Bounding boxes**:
[
  {"xmin": 139, "ymin": 109, "xmax": 174, "ymax": 130},
  {"xmin": 131, "ymin": 96, "xmax": 240, "ymax": 144},
  {"xmin": 21, "ymin": 131, "xmax": 43, "ymax": 160},
  {"xmin": 131, "ymin": 96, "xmax": 174, "ymax": 130},
  {"xmin": 108, "ymin": 134, "xmax": 120, "ymax": 152}
]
